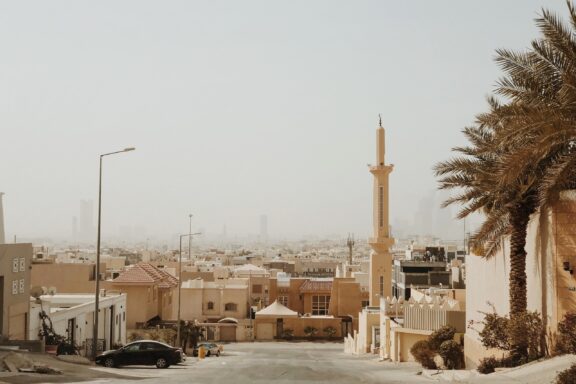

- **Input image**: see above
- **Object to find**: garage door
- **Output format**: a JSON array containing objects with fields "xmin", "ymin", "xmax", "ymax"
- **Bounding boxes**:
[
  {"xmin": 220, "ymin": 326, "xmax": 236, "ymax": 342},
  {"xmin": 256, "ymin": 324, "xmax": 273, "ymax": 340}
]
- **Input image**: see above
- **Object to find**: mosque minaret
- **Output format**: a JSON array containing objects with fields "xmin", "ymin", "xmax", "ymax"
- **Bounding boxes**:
[{"xmin": 368, "ymin": 118, "xmax": 394, "ymax": 305}]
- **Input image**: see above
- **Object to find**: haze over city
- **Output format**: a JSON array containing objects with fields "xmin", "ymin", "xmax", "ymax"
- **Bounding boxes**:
[{"xmin": 1, "ymin": 0, "xmax": 565, "ymax": 242}]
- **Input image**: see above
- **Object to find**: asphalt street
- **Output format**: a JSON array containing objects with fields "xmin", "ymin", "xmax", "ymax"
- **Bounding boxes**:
[{"xmin": 84, "ymin": 342, "xmax": 430, "ymax": 384}]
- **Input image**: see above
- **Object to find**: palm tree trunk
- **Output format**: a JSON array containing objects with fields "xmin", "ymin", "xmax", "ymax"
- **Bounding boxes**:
[{"xmin": 508, "ymin": 202, "xmax": 532, "ymax": 361}]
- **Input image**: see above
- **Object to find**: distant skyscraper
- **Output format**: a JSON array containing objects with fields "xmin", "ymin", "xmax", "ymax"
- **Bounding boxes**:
[
  {"xmin": 259, "ymin": 214, "xmax": 268, "ymax": 243},
  {"xmin": 0, "ymin": 192, "xmax": 5, "ymax": 244},
  {"xmin": 79, "ymin": 199, "xmax": 94, "ymax": 242}
]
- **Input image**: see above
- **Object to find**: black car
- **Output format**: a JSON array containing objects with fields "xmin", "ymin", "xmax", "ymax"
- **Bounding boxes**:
[{"xmin": 96, "ymin": 340, "xmax": 184, "ymax": 369}]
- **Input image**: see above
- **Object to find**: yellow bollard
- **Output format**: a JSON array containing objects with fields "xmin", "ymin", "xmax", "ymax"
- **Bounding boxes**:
[{"xmin": 198, "ymin": 345, "xmax": 206, "ymax": 360}]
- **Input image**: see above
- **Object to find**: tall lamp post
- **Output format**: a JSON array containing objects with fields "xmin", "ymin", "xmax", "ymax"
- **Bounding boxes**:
[
  {"xmin": 93, "ymin": 147, "xmax": 135, "ymax": 359},
  {"xmin": 177, "ymin": 231, "xmax": 201, "ymax": 347}
]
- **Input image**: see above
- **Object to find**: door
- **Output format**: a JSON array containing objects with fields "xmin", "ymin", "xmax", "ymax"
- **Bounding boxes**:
[
  {"xmin": 109, "ymin": 306, "xmax": 115, "ymax": 349},
  {"xmin": 67, "ymin": 318, "xmax": 76, "ymax": 345},
  {"xmin": 219, "ymin": 326, "xmax": 236, "ymax": 341},
  {"xmin": 276, "ymin": 319, "xmax": 283, "ymax": 338},
  {"xmin": 119, "ymin": 343, "xmax": 141, "ymax": 365},
  {"xmin": 256, "ymin": 324, "xmax": 273, "ymax": 340}
]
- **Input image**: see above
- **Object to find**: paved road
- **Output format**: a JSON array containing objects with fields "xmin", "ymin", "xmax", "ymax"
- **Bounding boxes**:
[{"xmin": 87, "ymin": 342, "xmax": 431, "ymax": 384}]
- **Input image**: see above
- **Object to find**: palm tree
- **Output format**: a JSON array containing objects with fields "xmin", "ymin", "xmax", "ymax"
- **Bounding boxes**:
[
  {"xmin": 434, "ymin": 104, "xmax": 538, "ymax": 361},
  {"xmin": 437, "ymin": 1, "xmax": 576, "ymax": 362}
]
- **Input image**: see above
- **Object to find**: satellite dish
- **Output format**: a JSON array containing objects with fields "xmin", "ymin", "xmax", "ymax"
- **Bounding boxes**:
[
  {"xmin": 47, "ymin": 286, "xmax": 57, "ymax": 296},
  {"xmin": 30, "ymin": 286, "xmax": 44, "ymax": 299}
]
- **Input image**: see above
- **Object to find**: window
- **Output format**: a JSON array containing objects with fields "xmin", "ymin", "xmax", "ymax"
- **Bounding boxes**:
[
  {"xmin": 12, "ymin": 280, "xmax": 18, "ymax": 295},
  {"xmin": 224, "ymin": 303, "xmax": 237, "ymax": 312},
  {"xmin": 379, "ymin": 276, "xmax": 384, "ymax": 297},
  {"xmin": 147, "ymin": 288, "xmax": 151, "ymax": 302},
  {"xmin": 207, "ymin": 301, "xmax": 214, "ymax": 310},
  {"xmin": 379, "ymin": 186, "xmax": 384, "ymax": 228},
  {"xmin": 252, "ymin": 284, "xmax": 262, "ymax": 294},
  {"xmin": 19, "ymin": 279, "xmax": 24, "ymax": 293},
  {"xmin": 12, "ymin": 258, "xmax": 18, "ymax": 273},
  {"xmin": 361, "ymin": 300, "xmax": 369, "ymax": 308},
  {"xmin": 278, "ymin": 296, "xmax": 289, "ymax": 307},
  {"xmin": 19, "ymin": 258, "xmax": 25, "ymax": 272},
  {"xmin": 312, "ymin": 295, "xmax": 330, "ymax": 316}
]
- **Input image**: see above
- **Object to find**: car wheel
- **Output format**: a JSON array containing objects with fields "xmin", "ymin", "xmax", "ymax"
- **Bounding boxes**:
[
  {"xmin": 156, "ymin": 357, "xmax": 169, "ymax": 369},
  {"xmin": 206, "ymin": 351, "xmax": 211, "ymax": 357},
  {"xmin": 216, "ymin": 351, "xmax": 220, "ymax": 357},
  {"xmin": 104, "ymin": 358, "xmax": 115, "ymax": 368}
]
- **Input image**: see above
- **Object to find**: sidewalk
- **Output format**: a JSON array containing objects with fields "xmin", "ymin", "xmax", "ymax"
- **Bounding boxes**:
[{"xmin": 422, "ymin": 354, "xmax": 576, "ymax": 383}]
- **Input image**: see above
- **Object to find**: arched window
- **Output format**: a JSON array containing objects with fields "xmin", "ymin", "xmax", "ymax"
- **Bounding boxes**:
[
  {"xmin": 207, "ymin": 301, "xmax": 214, "ymax": 310},
  {"xmin": 224, "ymin": 303, "xmax": 237, "ymax": 311}
]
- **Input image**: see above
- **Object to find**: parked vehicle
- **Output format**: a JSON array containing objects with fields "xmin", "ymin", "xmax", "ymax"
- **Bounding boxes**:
[
  {"xmin": 95, "ymin": 340, "xmax": 184, "ymax": 368},
  {"xmin": 192, "ymin": 342, "xmax": 223, "ymax": 357}
]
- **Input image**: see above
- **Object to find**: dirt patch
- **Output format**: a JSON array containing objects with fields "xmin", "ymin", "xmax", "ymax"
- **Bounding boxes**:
[{"xmin": 0, "ymin": 351, "xmax": 138, "ymax": 383}]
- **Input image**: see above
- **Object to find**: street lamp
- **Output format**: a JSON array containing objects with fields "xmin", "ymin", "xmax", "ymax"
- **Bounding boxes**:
[
  {"xmin": 177, "ymin": 231, "xmax": 201, "ymax": 347},
  {"xmin": 93, "ymin": 147, "xmax": 135, "ymax": 359}
]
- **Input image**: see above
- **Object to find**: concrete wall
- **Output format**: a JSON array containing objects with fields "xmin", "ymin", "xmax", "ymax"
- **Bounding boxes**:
[
  {"xmin": 254, "ymin": 316, "xmax": 342, "ymax": 339},
  {"xmin": 465, "ymin": 192, "xmax": 576, "ymax": 368},
  {"xmin": 0, "ymin": 244, "xmax": 32, "ymax": 340},
  {"xmin": 31, "ymin": 263, "xmax": 97, "ymax": 293}
]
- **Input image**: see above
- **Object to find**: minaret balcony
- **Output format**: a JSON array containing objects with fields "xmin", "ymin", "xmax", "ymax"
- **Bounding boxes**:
[{"xmin": 369, "ymin": 237, "xmax": 395, "ymax": 251}]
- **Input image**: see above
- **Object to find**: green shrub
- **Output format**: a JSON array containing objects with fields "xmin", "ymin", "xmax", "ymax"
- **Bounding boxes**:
[
  {"xmin": 323, "ymin": 326, "xmax": 337, "ymax": 338},
  {"xmin": 479, "ymin": 312, "xmax": 511, "ymax": 350},
  {"xmin": 477, "ymin": 356, "xmax": 499, "ymax": 374},
  {"xmin": 438, "ymin": 340, "xmax": 464, "ymax": 369},
  {"xmin": 281, "ymin": 329, "xmax": 294, "ymax": 339},
  {"xmin": 556, "ymin": 363, "xmax": 576, "ymax": 384},
  {"xmin": 303, "ymin": 326, "xmax": 318, "ymax": 337},
  {"xmin": 429, "ymin": 326, "xmax": 456, "ymax": 351},
  {"xmin": 555, "ymin": 312, "xmax": 576, "ymax": 355},
  {"xmin": 410, "ymin": 340, "xmax": 437, "ymax": 369}
]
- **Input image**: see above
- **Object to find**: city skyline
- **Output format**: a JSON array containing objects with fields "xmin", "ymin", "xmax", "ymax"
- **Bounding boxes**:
[{"xmin": 0, "ymin": 0, "xmax": 561, "ymax": 241}]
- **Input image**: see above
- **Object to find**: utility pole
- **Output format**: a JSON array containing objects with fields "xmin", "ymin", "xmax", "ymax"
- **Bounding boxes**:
[{"xmin": 188, "ymin": 214, "xmax": 193, "ymax": 261}]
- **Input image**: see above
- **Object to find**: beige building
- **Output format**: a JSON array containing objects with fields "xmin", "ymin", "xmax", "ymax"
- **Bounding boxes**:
[
  {"xmin": 179, "ymin": 278, "xmax": 250, "ymax": 342},
  {"xmin": 254, "ymin": 300, "xmax": 342, "ymax": 340},
  {"xmin": 0, "ymin": 243, "xmax": 32, "ymax": 340},
  {"xmin": 29, "ymin": 292, "xmax": 127, "ymax": 355},
  {"xmin": 465, "ymin": 191, "xmax": 576, "ymax": 368},
  {"xmin": 109, "ymin": 263, "xmax": 178, "ymax": 329}
]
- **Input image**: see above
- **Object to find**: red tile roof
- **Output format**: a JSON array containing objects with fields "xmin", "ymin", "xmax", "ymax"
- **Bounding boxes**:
[
  {"xmin": 299, "ymin": 280, "xmax": 333, "ymax": 293},
  {"xmin": 112, "ymin": 263, "xmax": 178, "ymax": 288}
]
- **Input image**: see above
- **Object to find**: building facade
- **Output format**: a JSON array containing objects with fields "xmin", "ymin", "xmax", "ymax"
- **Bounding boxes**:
[{"xmin": 0, "ymin": 243, "xmax": 32, "ymax": 340}]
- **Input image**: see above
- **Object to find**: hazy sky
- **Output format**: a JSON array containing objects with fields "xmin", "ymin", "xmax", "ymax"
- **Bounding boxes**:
[{"xmin": 0, "ymin": 1, "xmax": 568, "ymax": 242}]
